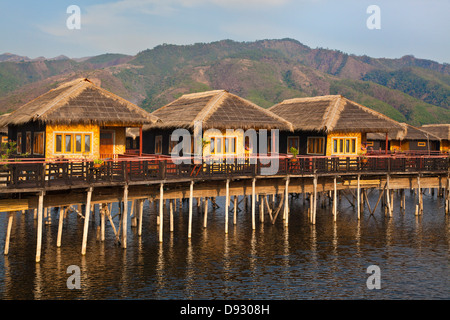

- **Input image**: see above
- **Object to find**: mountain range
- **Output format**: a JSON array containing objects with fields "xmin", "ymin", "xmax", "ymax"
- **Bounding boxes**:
[{"xmin": 0, "ymin": 38, "xmax": 449, "ymax": 126}]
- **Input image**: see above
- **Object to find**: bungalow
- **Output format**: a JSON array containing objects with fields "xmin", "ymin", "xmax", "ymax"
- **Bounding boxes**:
[
  {"xmin": 0, "ymin": 78, "xmax": 159, "ymax": 160},
  {"xmin": 269, "ymin": 95, "xmax": 405, "ymax": 157},
  {"xmin": 142, "ymin": 90, "xmax": 293, "ymax": 158},
  {"xmin": 367, "ymin": 123, "xmax": 440, "ymax": 154},
  {"xmin": 420, "ymin": 124, "xmax": 450, "ymax": 153}
]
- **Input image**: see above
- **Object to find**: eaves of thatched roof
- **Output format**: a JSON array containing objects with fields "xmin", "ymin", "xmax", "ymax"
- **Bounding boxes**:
[
  {"xmin": 145, "ymin": 90, "xmax": 293, "ymax": 131},
  {"xmin": 269, "ymin": 95, "xmax": 405, "ymax": 137},
  {"xmin": 367, "ymin": 123, "xmax": 441, "ymax": 141},
  {"xmin": 0, "ymin": 78, "xmax": 160, "ymax": 127},
  {"xmin": 420, "ymin": 124, "xmax": 450, "ymax": 140}
]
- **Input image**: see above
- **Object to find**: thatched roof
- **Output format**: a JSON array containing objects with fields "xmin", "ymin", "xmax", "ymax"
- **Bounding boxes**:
[
  {"xmin": 269, "ymin": 95, "xmax": 405, "ymax": 136},
  {"xmin": 145, "ymin": 90, "xmax": 293, "ymax": 131},
  {"xmin": 420, "ymin": 124, "xmax": 450, "ymax": 140},
  {"xmin": 0, "ymin": 78, "xmax": 159, "ymax": 127},
  {"xmin": 367, "ymin": 123, "xmax": 440, "ymax": 141}
]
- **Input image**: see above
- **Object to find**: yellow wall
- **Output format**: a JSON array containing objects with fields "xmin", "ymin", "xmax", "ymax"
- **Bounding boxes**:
[
  {"xmin": 112, "ymin": 127, "xmax": 126, "ymax": 155},
  {"xmin": 202, "ymin": 129, "xmax": 247, "ymax": 157},
  {"xmin": 46, "ymin": 123, "xmax": 100, "ymax": 160},
  {"xmin": 45, "ymin": 124, "xmax": 127, "ymax": 160},
  {"xmin": 440, "ymin": 140, "xmax": 450, "ymax": 153},
  {"xmin": 326, "ymin": 132, "xmax": 362, "ymax": 157},
  {"xmin": 390, "ymin": 140, "xmax": 409, "ymax": 152}
]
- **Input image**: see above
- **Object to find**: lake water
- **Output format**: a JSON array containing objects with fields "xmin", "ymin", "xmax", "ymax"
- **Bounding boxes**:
[{"xmin": 0, "ymin": 190, "xmax": 449, "ymax": 301}]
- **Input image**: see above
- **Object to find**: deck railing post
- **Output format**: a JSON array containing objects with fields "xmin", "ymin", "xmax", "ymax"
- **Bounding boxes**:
[{"xmin": 159, "ymin": 160, "xmax": 166, "ymax": 180}]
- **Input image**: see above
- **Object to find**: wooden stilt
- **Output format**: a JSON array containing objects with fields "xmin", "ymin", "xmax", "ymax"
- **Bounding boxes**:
[
  {"xmin": 36, "ymin": 191, "xmax": 44, "ymax": 262},
  {"xmin": 138, "ymin": 199, "xmax": 144, "ymax": 236},
  {"xmin": 417, "ymin": 175, "xmax": 423, "ymax": 215},
  {"xmin": 57, "ymin": 207, "xmax": 66, "ymax": 247},
  {"xmin": 252, "ymin": 178, "xmax": 256, "ymax": 230},
  {"xmin": 357, "ymin": 175, "xmax": 361, "ymax": 220},
  {"xmin": 446, "ymin": 176, "xmax": 450, "ymax": 215},
  {"xmin": 225, "ymin": 179, "xmax": 230, "ymax": 234},
  {"xmin": 233, "ymin": 196, "xmax": 238, "ymax": 225},
  {"xmin": 122, "ymin": 185, "xmax": 129, "ymax": 248},
  {"xmin": 188, "ymin": 180, "xmax": 194, "ymax": 238},
  {"xmin": 259, "ymin": 195, "xmax": 264, "ymax": 223},
  {"xmin": 100, "ymin": 204, "xmax": 106, "ymax": 241},
  {"xmin": 169, "ymin": 199, "xmax": 174, "ymax": 232},
  {"xmin": 390, "ymin": 189, "xmax": 394, "ymax": 217},
  {"xmin": 203, "ymin": 197, "xmax": 209, "ymax": 228},
  {"xmin": 159, "ymin": 183, "xmax": 164, "ymax": 242},
  {"xmin": 131, "ymin": 200, "xmax": 136, "ymax": 227},
  {"xmin": 333, "ymin": 176, "xmax": 337, "ymax": 221},
  {"xmin": 284, "ymin": 176, "xmax": 290, "ymax": 226},
  {"xmin": 4, "ymin": 212, "xmax": 14, "ymax": 255},
  {"xmin": 312, "ymin": 175, "xmax": 317, "ymax": 225},
  {"xmin": 81, "ymin": 187, "xmax": 93, "ymax": 255}
]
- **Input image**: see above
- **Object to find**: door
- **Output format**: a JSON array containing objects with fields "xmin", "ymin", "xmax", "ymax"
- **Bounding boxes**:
[{"xmin": 100, "ymin": 130, "xmax": 114, "ymax": 159}]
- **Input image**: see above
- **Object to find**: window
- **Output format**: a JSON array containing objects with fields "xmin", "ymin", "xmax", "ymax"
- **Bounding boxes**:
[
  {"xmin": 64, "ymin": 134, "xmax": 72, "ymax": 153},
  {"xmin": 54, "ymin": 132, "xmax": 92, "ymax": 154},
  {"xmin": 417, "ymin": 141, "xmax": 426, "ymax": 147},
  {"xmin": 55, "ymin": 134, "xmax": 62, "ymax": 153},
  {"xmin": 26, "ymin": 132, "xmax": 32, "ymax": 154},
  {"xmin": 366, "ymin": 141, "xmax": 374, "ymax": 147},
  {"xmin": 332, "ymin": 137, "xmax": 357, "ymax": 155},
  {"xmin": 287, "ymin": 136, "xmax": 299, "ymax": 154},
  {"xmin": 155, "ymin": 135, "xmax": 162, "ymax": 154},
  {"xmin": 224, "ymin": 137, "xmax": 236, "ymax": 154},
  {"xmin": 17, "ymin": 133, "xmax": 22, "ymax": 154},
  {"xmin": 168, "ymin": 135, "xmax": 178, "ymax": 153},
  {"xmin": 210, "ymin": 136, "xmax": 237, "ymax": 154},
  {"xmin": 75, "ymin": 134, "xmax": 82, "ymax": 153},
  {"xmin": 33, "ymin": 132, "xmax": 44, "ymax": 155},
  {"xmin": 84, "ymin": 134, "xmax": 91, "ymax": 153},
  {"xmin": 307, "ymin": 137, "xmax": 325, "ymax": 155}
]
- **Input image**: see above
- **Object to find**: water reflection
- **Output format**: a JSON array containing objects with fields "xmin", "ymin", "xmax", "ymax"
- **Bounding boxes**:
[{"xmin": 0, "ymin": 190, "xmax": 449, "ymax": 299}]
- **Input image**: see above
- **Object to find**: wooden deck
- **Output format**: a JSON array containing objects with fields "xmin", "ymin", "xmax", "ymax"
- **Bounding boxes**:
[{"xmin": 1, "ymin": 155, "xmax": 449, "ymax": 192}]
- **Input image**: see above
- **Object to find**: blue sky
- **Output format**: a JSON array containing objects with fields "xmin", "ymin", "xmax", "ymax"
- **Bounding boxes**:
[{"xmin": 0, "ymin": 0, "xmax": 448, "ymax": 63}]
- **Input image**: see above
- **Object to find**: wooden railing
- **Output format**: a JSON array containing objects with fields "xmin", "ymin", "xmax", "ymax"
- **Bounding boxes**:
[{"xmin": 1, "ymin": 155, "xmax": 449, "ymax": 189}]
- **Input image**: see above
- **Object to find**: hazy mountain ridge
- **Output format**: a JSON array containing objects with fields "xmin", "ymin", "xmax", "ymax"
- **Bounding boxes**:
[{"xmin": 0, "ymin": 38, "xmax": 449, "ymax": 126}]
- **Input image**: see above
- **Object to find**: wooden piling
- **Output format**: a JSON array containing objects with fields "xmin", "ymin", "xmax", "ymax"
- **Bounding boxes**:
[
  {"xmin": 188, "ymin": 181, "xmax": 194, "ymax": 238},
  {"xmin": 57, "ymin": 207, "xmax": 66, "ymax": 247},
  {"xmin": 252, "ymin": 178, "xmax": 256, "ymax": 230},
  {"xmin": 312, "ymin": 175, "xmax": 317, "ymax": 225},
  {"xmin": 233, "ymin": 196, "xmax": 238, "ymax": 225},
  {"xmin": 81, "ymin": 187, "xmax": 93, "ymax": 255},
  {"xmin": 138, "ymin": 199, "xmax": 144, "ymax": 236},
  {"xmin": 203, "ymin": 197, "xmax": 209, "ymax": 228},
  {"xmin": 284, "ymin": 176, "xmax": 290, "ymax": 226},
  {"xmin": 357, "ymin": 175, "xmax": 361, "ymax": 220},
  {"xmin": 169, "ymin": 199, "xmax": 174, "ymax": 232},
  {"xmin": 159, "ymin": 183, "xmax": 164, "ymax": 242},
  {"xmin": 225, "ymin": 179, "xmax": 230, "ymax": 234},
  {"xmin": 333, "ymin": 176, "xmax": 337, "ymax": 221},
  {"xmin": 4, "ymin": 212, "xmax": 14, "ymax": 255},
  {"xmin": 36, "ymin": 191, "xmax": 44, "ymax": 262}
]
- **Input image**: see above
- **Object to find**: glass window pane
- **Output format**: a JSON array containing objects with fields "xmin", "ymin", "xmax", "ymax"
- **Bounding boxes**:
[
  {"xmin": 75, "ymin": 134, "xmax": 82, "ymax": 152},
  {"xmin": 65, "ymin": 135, "xmax": 72, "ymax": 153},
  {"xmin": 210, "ymin": 138, "xmax": 215, "ymax": 154},
  {"xmin": 333, "ymin": 139, "xmax": 337, "ymax": 153},
  {"xmin": 84, "ymin": 135, "xmax": 91, "ymax": 153},
  {"xmin": 216, "ymin": 138, "xmax": 222, "ymax": 153},
  {"xmin": 351, "ymin": 139, "xmax": 356, "ymax": 153},
  {"xmin": 339, "ymin": 139, "xmax": 344, "ymax": 153},
  {"xmin": 56, "ymin": 134, "xmax": 62, "ymax": 153}
]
